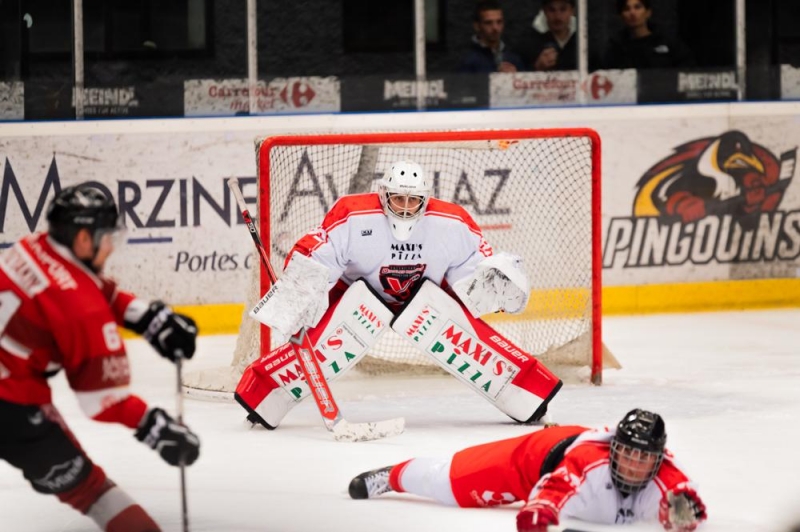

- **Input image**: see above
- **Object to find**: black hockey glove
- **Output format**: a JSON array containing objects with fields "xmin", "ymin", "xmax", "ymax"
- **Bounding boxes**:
[
  {"xmin": 134, "ymin": 408, "xmax": 200, "ymax": 467},
  {"xmin": 125, "ymin": 301, "xmax": 198, "ymax": 362}
]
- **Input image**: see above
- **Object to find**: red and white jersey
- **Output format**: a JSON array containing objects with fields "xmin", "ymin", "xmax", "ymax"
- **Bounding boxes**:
[
  {"xmin": 289, "ymin": 194, "xmax": 493, "ymax": 306},
  {"xmin": 0, "ymin": 233, "xmax": 147, "ymax": 428},
  {"xmin": 530, "ymin": 429, "xmax": 701, "ymax": 525}
]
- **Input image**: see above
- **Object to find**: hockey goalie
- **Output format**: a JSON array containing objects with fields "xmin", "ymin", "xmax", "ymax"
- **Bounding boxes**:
[{"xmin": 234, "ymin": 160, "xmax": 562, "ymax": 429}]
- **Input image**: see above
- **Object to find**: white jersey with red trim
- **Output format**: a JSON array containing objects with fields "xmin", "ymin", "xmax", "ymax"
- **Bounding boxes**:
[
  {"xmin": 289, "ymin": 193, "xmax": 493, "ymax": 306},
  {"xmin": 0, "ymin": 233, "xmax": 148, "ymax": 428},
  {"xmin": 528, "ymin": 429, "xmax": 701, "ymax": 525}
]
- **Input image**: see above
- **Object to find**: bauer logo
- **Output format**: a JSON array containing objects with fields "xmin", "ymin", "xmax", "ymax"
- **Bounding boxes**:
[
  {"xmin": 250, "ymin": 285, "xmax": 278, "ymax": 315},
  {"xmin": 604, "ymin": 130, "xmax": 799, "ymax": 269},
  {"xmin": 427, "ymin": 321, "xmax": 519, "ymax": 399}
]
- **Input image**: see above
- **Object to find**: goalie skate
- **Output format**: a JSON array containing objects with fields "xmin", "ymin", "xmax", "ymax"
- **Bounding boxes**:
[{"xmin": 348, "ymin": 466, "xmax": 394, "ymax": 499}]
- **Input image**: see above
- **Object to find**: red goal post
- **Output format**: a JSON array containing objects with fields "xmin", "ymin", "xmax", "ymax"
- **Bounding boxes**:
[{"xmin": 255, "ymin": 128, "xmax": 604, "ymax": 384}]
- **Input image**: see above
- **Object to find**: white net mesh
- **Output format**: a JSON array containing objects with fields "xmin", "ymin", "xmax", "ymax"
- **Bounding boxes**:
[{"xmin": 183, "ymin": 130, "xmax": 606, "ymax": 397}]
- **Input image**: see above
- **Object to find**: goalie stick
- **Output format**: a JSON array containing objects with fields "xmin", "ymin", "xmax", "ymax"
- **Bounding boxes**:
[{"xmin": 227, "ymin": 177, "xmax": 405, "ymax": 442}]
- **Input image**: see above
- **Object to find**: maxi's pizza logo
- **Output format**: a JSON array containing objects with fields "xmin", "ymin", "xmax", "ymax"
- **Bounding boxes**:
[{"xmin": 604, "ymin": 130, "xmax": 800, "ymax": 268}]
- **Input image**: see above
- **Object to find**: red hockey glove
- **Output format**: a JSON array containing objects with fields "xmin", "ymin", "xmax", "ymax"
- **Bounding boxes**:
[
  {"xmin": 517, "ymin": 502, "xmax": 559, "ymax": 532},
  {"xmin": 659, "ymin": 488, "xmax": 707, "ymax": 532}
]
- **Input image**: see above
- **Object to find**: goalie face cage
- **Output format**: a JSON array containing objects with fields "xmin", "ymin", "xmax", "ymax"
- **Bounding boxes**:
[{"xmin": 249, "ymin": 129, "xmax": 602, "ymax": 384}]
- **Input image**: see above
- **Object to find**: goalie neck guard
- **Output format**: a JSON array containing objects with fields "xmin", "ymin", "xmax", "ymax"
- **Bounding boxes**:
[{"xmin": 378, "ymin": 161, "xmax": 432, "ymax": 241}]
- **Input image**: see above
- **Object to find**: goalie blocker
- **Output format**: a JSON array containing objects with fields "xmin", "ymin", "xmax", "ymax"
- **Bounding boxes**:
[
  {"xmin": 392, "ymin": 279, "xmax": 561, "ymax": 423},
  {"xmin": 236, "ymin": 277, "xmax": 560, "ymax": 428}
]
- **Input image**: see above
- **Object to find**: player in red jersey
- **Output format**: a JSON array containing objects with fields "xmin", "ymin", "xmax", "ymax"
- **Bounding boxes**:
[
  {"xmin": 0, "ymin": 183, "xmax": 200, "ymax": 532},
  {"xmin": 349, "ymin": 409, "xmax": 707, "ymax": 532}
]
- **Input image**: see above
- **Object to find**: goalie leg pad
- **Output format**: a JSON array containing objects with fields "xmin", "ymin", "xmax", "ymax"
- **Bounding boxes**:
[
  {"xmin": 391, "ymin": 279, "xmax": 561, "ymax": 423},
  {"xmin": 235, "ymin": 279, "xmax": 394, "ymax": 429}
]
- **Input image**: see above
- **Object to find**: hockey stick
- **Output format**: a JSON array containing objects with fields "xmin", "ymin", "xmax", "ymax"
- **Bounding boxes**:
[
  {"xmin": 227, "ymin": 177, "xmax": 404, "ymax": 442},
  {"xmin": 175, "ymin": 350, "xmax": 189, "ymax": 532}
]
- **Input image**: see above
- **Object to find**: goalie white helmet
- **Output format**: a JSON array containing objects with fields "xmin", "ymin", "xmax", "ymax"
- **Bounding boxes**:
[{"xmin": 378, "ymin": 161, "xmax": 432, "ymax": 241}]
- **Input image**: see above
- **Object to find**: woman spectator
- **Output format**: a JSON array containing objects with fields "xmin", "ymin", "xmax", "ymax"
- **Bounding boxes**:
[{"xmin": 605, "ymin": 0, "xmax": 695, "ymax": 70}]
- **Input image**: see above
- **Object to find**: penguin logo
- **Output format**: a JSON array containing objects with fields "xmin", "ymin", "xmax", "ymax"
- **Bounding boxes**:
[{"xmin": 633, "ymin": 130, "xmax": 795, "ymax": 224}]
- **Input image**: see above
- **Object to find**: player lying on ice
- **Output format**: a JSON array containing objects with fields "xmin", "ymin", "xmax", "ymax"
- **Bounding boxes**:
[
  {"xmin": 234, "ymin": 160, "xmax": 562, "ymax": 429},
  {"xmin": 0, "ymin": 184, "xmax": 200, "ymax": 532},
  {"xmin": 349, "ymin": 408, "xmax": 707, "ymax": 532}
]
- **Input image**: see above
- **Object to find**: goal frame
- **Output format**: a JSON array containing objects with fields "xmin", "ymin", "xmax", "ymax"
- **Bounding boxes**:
[{"xmin": 256, "ymin": 128, "xmax": 603, "ymax": 384}]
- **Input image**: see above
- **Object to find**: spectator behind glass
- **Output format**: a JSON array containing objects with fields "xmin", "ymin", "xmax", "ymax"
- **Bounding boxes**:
[
  {"xmin": 605, "ymin": 0, "xmax": 695, "ymax": 69},
  {"xmin": 459, "ymin": 0, "xmax": 525, "ymax": 73},
  {"xmin": 519, "ymin": 0, "xmax": 577, "ymax": 72}
]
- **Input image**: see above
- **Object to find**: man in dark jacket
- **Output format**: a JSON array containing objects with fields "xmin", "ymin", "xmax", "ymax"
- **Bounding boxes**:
[
  {"xmin": 520, "ymin": 0, "xmax": 577, "ymax": 72},
  {"xmin": 605, "ymin": 0, "xmax": 695, "ymax": 69},
  {"xmin": 459, "ymin": 0, "xmax": 525, "ymax": 73}
]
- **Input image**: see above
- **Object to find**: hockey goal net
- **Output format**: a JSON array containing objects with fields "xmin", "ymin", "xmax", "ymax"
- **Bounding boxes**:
[{"xmin": 183, "ymin": 128, "xmax": 611, "ymax": 399}]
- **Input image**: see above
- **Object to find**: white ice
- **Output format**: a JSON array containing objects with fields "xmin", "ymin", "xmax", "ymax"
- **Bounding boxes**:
[{"xmin": 2, "ymin": 309, "xmax": 799, "ymax": 532}]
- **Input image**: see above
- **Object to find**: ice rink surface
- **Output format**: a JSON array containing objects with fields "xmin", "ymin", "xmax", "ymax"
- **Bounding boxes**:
[{"xmin": 2, "ymin": 309, "xmax": 799, "ymax": 532}]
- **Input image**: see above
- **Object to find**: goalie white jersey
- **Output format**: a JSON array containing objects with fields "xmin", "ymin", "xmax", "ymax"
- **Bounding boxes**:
[{"xmin": 289, "ymin": 193, "xmax": 493, "ymax": 307}]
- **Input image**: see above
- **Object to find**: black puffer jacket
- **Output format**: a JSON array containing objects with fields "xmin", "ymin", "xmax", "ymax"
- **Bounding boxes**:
[{"xmin": 605, "ymin": 27, "xmax": 695, "ymax": 70}]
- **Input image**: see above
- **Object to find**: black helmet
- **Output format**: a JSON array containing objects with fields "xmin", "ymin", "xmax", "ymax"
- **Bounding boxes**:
[
  {"xmin": 615, "ymin": 408, "xmax": 666, "ymax": 452},
  {"xmin": 47, "ymin": 183, "xmax": 120, "ymax": 249},
  {"xmin": 610, "ymin": 409, "xmax": 666, "ymax": 495}
]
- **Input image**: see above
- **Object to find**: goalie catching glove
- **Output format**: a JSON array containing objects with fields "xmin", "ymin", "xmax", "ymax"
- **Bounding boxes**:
[
  {"xmin": 134, "ymin": 408, "xmax": 200, "ymax": 467},
  {"xmin": 452, "ymin": 251, "xmax": 530, "ymax": 317},
  {"xmin": 249, "ymin": 253, "xmax": 330, "ymax": 344},
  {"xmin": 124, "ymin": 300, "xmax": 198, "ymax": 362}
]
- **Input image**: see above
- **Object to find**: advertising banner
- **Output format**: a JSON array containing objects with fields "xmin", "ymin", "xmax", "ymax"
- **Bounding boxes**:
[
  {"xmin": 600, "ymin": 115, "xmax": 800, "ymax": 285},
  {"xmin": 184, "ymin": 77, "xmax": 341, "ymax": 116},
  {"xmin": 2, "ymin": 103, "xmax": 800, "ymax": 306},
  {"xmin": 24, "ymin": 82, "xmax": 183, "ymax": 120},
  {"xmin": 0, "ymin": 130, "xmax": 259, "ymax": 304},
  {"xmin": 638, "ymin": 69, "xmax": 739, "ymax": 103},
  {"xmin": 781, "ymin": 64, "xmax": 800, "ymax": 100},
  {"xmin": 0, "ymin": 82, "xmax": 24, "ymax": 120},
  {"xmin": 341, "ymin": 74, "xmax": 488, "ymax": 112},
  {"xmin": 490, "ymin": 69, "xmax": 637, "ymax": 108}
]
